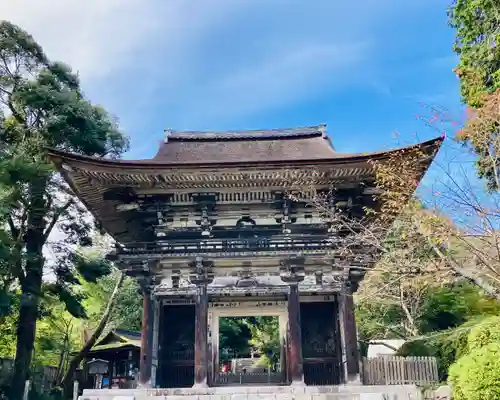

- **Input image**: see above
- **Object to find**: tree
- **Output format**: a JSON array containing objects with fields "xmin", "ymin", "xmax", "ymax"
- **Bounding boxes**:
[
  {"xmin": 244, "ymin": 317, "xmax": 280, "ymax": 368},
  {"xmin": 448, "ymin": 0, "xmax": 500, "ymax": 190},
  {"xmin": 0, "ymin": 21, "xmax": 128, "ymax": 399},
  {"xmin": 59, "ymin": 272, "xmax": 124, "ymax": 396},
  {"xmin": 82, "ymin": 273, "xmax": 142, "ymax": 332},
  {"xmin": 33, "ymin": 296, "xmax": 81, "ymax": 381},
  {"xmin": 359, "ymin": 279, "xmax": 499, "ymax": 380},
  {"xmin": 219, "ymin": 317, "xmax": 252, "ymax": 359},
  {"xmin": 448, "ymin": 0, "xmax": 500, "ymax": 108}
]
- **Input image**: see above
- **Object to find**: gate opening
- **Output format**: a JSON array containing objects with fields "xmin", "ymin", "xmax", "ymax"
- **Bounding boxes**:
[{"xmin": 215, "ymin": 316, "xmax": 284, "ymax": 385}]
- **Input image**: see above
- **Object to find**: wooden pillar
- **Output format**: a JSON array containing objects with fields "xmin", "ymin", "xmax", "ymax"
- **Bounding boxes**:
[
  {"xmin": 278, "ymin": 314, "xmax": 287, "ymax": 376},
  {"xmin": 339, "ymin": 281, "xmax": 360, "ymax": 384},
  {"xmin": 287, "ymin": 282, "xmax": 304, "ymax": 385},
  {"xmin": 194, "ymin": 283, "xmax": 209, "ymax": 387},
  {"xmin": 151, "ymin": 298, "xmax": 160, "ymax": 388},
  {"xmin": 139, "ymin": 286, "xmax": 153, "ymax": 386}
]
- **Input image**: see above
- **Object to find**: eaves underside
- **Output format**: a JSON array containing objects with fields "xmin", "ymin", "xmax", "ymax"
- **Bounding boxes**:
[{"xmin": 46, "ymin": 137, "xmax": 443, "ymax": 245}]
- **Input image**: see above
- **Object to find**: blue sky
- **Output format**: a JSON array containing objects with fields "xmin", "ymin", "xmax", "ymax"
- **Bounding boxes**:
[{"xmin": 2, "ymin": 0, "xmax": 460, "ymax": 161}]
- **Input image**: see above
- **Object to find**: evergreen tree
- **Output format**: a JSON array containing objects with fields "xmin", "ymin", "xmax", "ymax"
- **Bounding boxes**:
[{"xmin": 0, "ymin": 20, "xmax": 128, "ymax": 399}]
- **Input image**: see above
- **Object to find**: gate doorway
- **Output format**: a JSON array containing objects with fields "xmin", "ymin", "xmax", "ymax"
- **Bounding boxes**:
[{"xmin": 209, "ymin": 301, "xmax": 288, "ymax": 386}]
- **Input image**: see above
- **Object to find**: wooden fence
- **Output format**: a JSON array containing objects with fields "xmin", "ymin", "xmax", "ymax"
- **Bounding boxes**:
[
  {"xmin": 362, "ymin": 356, "xmax": 439, "ymax": 386},
  {"xmin": 0, "ymin": 358, "xmax": 58, "ymax": 391}
]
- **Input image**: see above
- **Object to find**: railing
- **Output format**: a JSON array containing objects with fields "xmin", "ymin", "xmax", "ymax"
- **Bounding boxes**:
[
  {"xmin": 213, "ymin": 371, "xmax": 285, "ymax": 386},
  {"xmin": 362, "ymin": 356, "xmax": 439, "ymax": 386},
  {"xmin": 121, "ymin": 235, "xmax": 336, "ymax": 256}
]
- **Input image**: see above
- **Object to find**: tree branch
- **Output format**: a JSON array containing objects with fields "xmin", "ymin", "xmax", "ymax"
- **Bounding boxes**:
[
  {"xmin": 7, "ymin": 215, "xmax": 20, "ymax": 240},
  {"xmin": 43, "ymin": 199, "xmax": 73, "ymax": 241},
  {"xmin": 428, "ymin": 238, "xmax": 500, "ymax": 300}
]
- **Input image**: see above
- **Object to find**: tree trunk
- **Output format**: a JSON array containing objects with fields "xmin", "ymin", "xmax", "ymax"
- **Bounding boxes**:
[
  {"xmin": 55, "ymin": 332, "xmax": 70, "ymax": 384},
  {"xmin": 10, "ymin": 185, "xmax": 46, "ymax": 400},
  {"xmin": 60, "ymin": 272, "xmax": 125, "ymax": 394}
]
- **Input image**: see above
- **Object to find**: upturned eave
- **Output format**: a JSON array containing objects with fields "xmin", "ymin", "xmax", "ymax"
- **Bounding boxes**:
[
  {"xmin": 47, "ymin": 136, "xmax": 443, "ymax": 172},
  {"xmin": 46, "ymin": 136, "xmax": 443, "ymax": 244}
]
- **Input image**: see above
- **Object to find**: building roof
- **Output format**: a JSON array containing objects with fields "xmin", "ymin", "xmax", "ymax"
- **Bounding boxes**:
[
  {"xmin": 88, "ymin": 329, "xmax": 141, "ymax": 354},
  {"xmin": 154, "ymin": 125, "xmax": 337, "ymax": 164},
  {"xmin": 47, "ymin": 125, "xmax": 443, "ymax": 245}
]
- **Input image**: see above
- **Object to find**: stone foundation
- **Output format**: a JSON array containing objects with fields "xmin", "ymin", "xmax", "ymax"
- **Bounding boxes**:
[{"xmin": 80, "ymin": 384, "xmax": 422, "ymax": 400}]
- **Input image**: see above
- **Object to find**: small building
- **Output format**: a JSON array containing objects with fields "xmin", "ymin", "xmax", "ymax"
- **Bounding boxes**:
[
  {"xmin": 366, "ymin": 340, "xmax": 406, "ymax": 358},
  {"xmin": 83, "ymin": 330, "xmax": 141, "ymax": 389},
  {"xmin": 49, "ymin": 125, "xmax": 442, "ymax": 389}
]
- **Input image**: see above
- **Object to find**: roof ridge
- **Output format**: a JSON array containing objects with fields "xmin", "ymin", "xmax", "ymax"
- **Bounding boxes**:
[{"xmin": 163, "ymin": 124, "xmax": 326, "ymax": 142}]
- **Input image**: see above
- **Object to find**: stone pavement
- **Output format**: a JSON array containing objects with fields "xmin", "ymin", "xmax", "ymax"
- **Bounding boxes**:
[{"xmin": 80, "ymin": 384, "xmax": 423, "ymax": 400}]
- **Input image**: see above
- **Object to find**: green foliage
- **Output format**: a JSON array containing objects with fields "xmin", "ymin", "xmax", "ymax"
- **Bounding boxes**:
[
  {"xmin": 72, "ymin": 254, "xmax": 111, "ymax": 284},
  {"xmin": 397, "ymin": 340, "xmax": 434, "ymax": 357},
  {"xmin": 0, "ymin": 17, "xmax": 129, "ymax": 312},
  {"xmin": 448, "ymin": 0, "xmax": 500, "ymax": 108},
  {"xmin": 81, "ymin": 272, "xmax": 142, "ymax": 332},
  {"xmin": 419, "ymin": 281, "xmax": 500, "ymax": 333},
  {"xmin": 219, "ymin": 317, "xmax": 252, "ymax": 359},
  {"xmin": 356, "ymin": 297, "xmax": 406, "ymax": 343},
  {"xmin": 358, "ymin": 279, "xmax": 500, "ymax": 381},
  {"xmin": 357, "ymin": 280, "xmax": 493, "ymax": 345},
  {"xmin": 449, "ymin": 342, "xmax": 500, "ymax": 400},
  {"xmin": 245, "ymin": 317, "xmax": 280, "ymax": 367},
  {"xmin": 0, "ymin": 298, "xmax": 19, "ymax": 359},
  {"xmin": 467, "ymin": 315, "xmax": 500, "ymax": 352},
  {"xmin": 448, "ymin": 1, "xmax": 500, "ymax": 190},
  {"xmin": 0, "ymin": 20, "xmax": 128, "ymax": 394},
  {"xmin": 397, "ymin": 319, "xmax": 472, "ymax": 381},
  {"xmin": 218, "ymin": 316, "xmax": 280, "ymax": 367}
]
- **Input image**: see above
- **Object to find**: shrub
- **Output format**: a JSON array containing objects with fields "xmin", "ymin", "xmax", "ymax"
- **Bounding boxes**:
[
  {"xmin": 397, "ymin": 340, "xmax": 433, "ymax": 357},
  {"xmin": 448, "ymin": 342, "xmax": 500, "ymax": 400},
  {"xmin": 467, "ymin": 316, "xmax": 500, "ymax": 352}
]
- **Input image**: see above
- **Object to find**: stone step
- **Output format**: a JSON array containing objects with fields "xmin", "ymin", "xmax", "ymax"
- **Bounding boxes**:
[{"xmin": 80, "ymin": 385, "xmax": 423, "ymax": 400}]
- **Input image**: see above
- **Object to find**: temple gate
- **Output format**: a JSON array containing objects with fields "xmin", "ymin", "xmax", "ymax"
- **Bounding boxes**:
[{"xmin": 49, "ymin": 124, "xmax": 441, "ymax": 389}]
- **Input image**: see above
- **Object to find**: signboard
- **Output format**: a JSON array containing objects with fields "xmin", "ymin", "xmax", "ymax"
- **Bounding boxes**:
[{"xmin": 87, "ymin": 359, "xmax": 109, "ymax": 375}]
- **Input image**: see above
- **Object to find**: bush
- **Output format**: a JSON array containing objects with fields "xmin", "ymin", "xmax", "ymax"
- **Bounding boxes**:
[
  {"xmin": 397, "ymin": 326, "xmax": 470, "ymax": 382},
  {"xmin": 467, "ymin": 316, "xmax": 500, "ymax": 352},
  {"xmin": 448, "ymin": 342, "xmax": 500, "ymax": 400}
]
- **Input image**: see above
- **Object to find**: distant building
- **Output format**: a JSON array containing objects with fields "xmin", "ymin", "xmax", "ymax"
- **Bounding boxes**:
[
  {"xmin": 83, "ymin": 329, "xmax": 140, "ymax": 389},
  {"xmin": 367, "ymin": 340, "xmax": 406, "ymax": 358}
]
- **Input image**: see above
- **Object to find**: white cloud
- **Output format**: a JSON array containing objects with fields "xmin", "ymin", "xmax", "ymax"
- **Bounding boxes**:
[
  {"xmin": 1, "ymin": 0, "xmax": 149, "ymax": 79},
  {"xmin": 0, "ymin": 0, "xmax": 251, "ymax": 82},
  {"xmin": 1, "ymin": 0, "xmax": 432, "ymax": 152}
]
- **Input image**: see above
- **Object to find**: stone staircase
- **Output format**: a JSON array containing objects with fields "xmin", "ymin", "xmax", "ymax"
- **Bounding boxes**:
[
  {"xmin": 79, "ymin": 384, "xmax": 423, "ymax": 399},
  {"xmin": 232, "ymin": 357, "xmax": 266, "ymax": 373}
]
